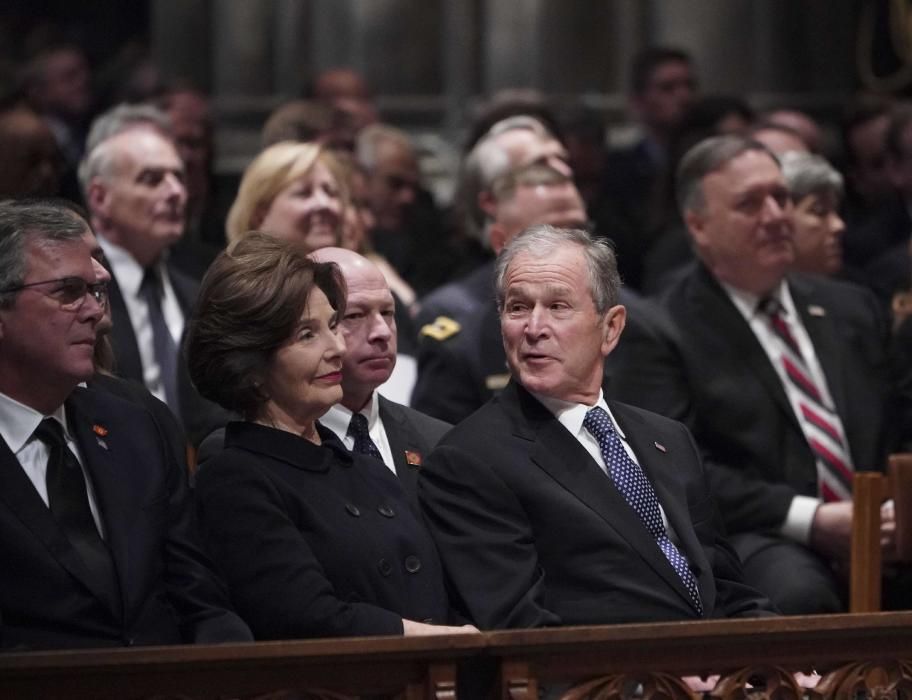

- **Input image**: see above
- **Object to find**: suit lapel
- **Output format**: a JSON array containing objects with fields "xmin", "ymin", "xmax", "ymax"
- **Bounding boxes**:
[
  {"xmin": 106, "ymin": 274, "xmax": 144, "ymax": 382},
  {"xmin": 66, "ymin": 389, "xmax": 131, "ymax": 619},
  {"xmin": 0, "ymin": 401, "xmax": 120, "ymax": 617},
  {"xmin": 689, "ymin": 266, "xmax": 801, "ymax": 433},
  {"xmin": 790, "ymin": 277, "xmax": 850, "ymax": 425},
  {"xmin": 507, "ymin": 384, "xmax": 698, "ymax": 610},
  {"xmin": 611, "ymin": 404, "xmax": 714, "ymax": 613},
  {"xmin": 378, "ymin": 396, "xmax": 421, "ymax": 502}
]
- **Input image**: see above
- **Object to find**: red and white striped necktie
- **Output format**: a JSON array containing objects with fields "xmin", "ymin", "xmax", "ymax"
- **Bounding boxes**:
[{"xmin": 758, "ymin": 297, "xmax": 853, "ymax": 502}]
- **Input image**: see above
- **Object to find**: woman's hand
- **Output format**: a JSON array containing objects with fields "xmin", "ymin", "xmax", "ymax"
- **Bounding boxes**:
[{"xmin": 402, "ymin": 619, "xmax": 480, "ymax": 636}]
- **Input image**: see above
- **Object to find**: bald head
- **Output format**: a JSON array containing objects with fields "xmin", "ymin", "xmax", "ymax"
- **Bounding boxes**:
[{"xmin": 310, "ymin": 247, "xmax": 397, "ymax": 411}]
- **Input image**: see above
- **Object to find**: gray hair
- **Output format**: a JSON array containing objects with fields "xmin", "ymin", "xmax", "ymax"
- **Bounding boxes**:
[
  {"xmin": 780, "ymin": 151, "xmax": 844, "ymax": 202},
  {"xmin": 676, "ymin": 134, "xmax": 779, "ymax": 214},
  {"xmin": 77, "ymin": 104, "xmax": 173, "ymax": 198},
  {"xmin": 495, "ymin": 224, "xmax": 620, "ymax": 314},
  {"xmin": 0, "ymin": 199, "xmax": 89, "ymax": 309},
  {"xmin": 461, "ymin": 115, "xmax": 557, "ymax": 245},
  {"xmin": 355, "ymin": 123, "xmax": 414, "ymax": 171}
]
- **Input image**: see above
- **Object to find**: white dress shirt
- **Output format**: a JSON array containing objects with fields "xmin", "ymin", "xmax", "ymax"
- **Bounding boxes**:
[
  {"xmin": 98, "ymin": 236, "xmax": 184, "ymax": 403},
  {"xmin": 0, "ymin": 391, "xmax": 105, "ymax": 537},
  {"xmin": 321, "ymin": 394, "xmax": 397, "ymax": 476},
  {"xmin": 531, "ymin": 388, "xmax": 673, "ymax": 535}
]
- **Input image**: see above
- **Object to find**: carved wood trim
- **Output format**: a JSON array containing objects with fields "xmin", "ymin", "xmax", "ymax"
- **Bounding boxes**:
[
  {"xmin": 502, "ymin": 659, "xmax": 537, "ymax": 700},
  {"xmin": 813, "ymin": 659, "xmax": 912, "ymax": 700},
  {"xmin": 710, "ymin": 665, "xmax": 802, "ymax": 700},
  {"xmin": 559, "ymin": 671, "xmax": 699, "ymax": 699}
]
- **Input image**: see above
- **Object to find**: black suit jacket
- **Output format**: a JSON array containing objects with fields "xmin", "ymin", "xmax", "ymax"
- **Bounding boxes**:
[
  {"xmin": 0, "ymin": 387, "xmax": 250, "ymax": 650},
  {"xmin": 195, "ymin": 421, "xmax": 451, "ymax": 639},
  {"xmin": 418, "ymin": 382, "xmax": 773, "ymax": 629},
  {"xmin": 622, "ymin": 264, "xmax": 893, "ymax": 535},
  {"xmin": 106, "ymin": 262, "xmax": 232, "ymax": 446},
  {"xmin": 376, "ymin": 395, "xmax": 450, "ymax": 506}
]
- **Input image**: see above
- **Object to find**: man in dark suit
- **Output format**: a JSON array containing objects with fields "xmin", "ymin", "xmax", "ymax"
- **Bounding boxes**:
[
  {"xmin": 419, "ymin": 224, "xmax": 773, "ymax": 629},
  {"xmin": 0, "ymin": 200, "xmax": 250, "ymax": 649},
  {"xmin": 310, "ymin": 247, "xmax": 451, "ymax": 505},
  {"xmin": 616, "ymin": 135, "xmax": 895, "ymax": 613},
  {"xmin": 80, "ymin": 103, "xmax": 229, "ymax": 444}
]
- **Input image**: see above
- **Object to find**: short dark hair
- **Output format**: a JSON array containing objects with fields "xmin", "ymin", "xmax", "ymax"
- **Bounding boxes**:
[
  {"xmin": 630, "ymin": 46, "xmax": 692, "ymax": 95},
  {"xmin": 186, "ymin": 232, "xmax": 346, "ymax": 420},
  {"xmin": 495, "ymin": 224, "xmax": 620, "ymax": 315},
  {"xmin": 675, "ymin": 134, "xmax": 778, "ymax": 214},
  {"xmin": 0, "ymin": 198, "xmax": 89, "ymax": 309}
]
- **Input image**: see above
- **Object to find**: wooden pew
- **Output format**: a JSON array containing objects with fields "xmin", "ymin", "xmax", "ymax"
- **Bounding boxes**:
[
  {"xmin": 4, "ymin": 613, "xmax": 912, "ymax": 699},
  {"xmin": 850, "ymin": 454, "xmax": 912, "ymax": 612}
]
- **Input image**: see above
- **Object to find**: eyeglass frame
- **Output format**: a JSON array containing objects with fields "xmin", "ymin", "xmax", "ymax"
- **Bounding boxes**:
[{"xmin": 0, "ymin": 276, "xmax": 109, "ymax": 310}]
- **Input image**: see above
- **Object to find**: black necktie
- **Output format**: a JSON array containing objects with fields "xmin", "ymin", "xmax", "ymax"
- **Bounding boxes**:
[
  {"xmin": 347, "ymin": 413, "xmax": 384, "ymax": 462},
  {"xmin": 139, "ymin": 267, "xmax": 180, "ymax": 417},
  {"xmin": 34, "ymin": 419, "xmax": 120, "ymax": 608}
]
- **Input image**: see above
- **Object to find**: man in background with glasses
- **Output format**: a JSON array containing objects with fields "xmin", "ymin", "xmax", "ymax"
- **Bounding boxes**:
[{"xmin": 0, "ymin": 199, "xmax": 250, "ymax": 649}]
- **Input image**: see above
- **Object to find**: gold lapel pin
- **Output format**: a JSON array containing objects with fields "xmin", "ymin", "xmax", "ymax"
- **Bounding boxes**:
[{"xmin": 405, "ymin": 450, "xmax": 423, "ymax": 467}]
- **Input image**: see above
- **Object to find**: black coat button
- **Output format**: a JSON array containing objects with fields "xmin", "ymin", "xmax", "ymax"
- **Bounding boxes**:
[
  {"xmin": 404, "ymin": 555, "xmax": 421, "ymax": 573},
  {"xmin": 345, "ymin": 503, "xmax": 361, "ymax": 517},
  {"xmin": 123, "ymin": 637, "xmax": 135, "ymax": 647},
  {"xmin": 378, "ymin": 558, "xmax": 392, "ymax": 576},
  {"xmin": 378, "ymin": 505, "xmax": 395, "ymax": 518}
]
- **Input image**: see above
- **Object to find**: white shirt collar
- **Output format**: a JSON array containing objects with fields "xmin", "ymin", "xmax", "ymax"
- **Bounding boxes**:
[
  {"xmin": 530, "ymin": 389, "xmax": 626, "ymax": 440},
  {"xmin": 721, "ymin": 279, "xmax": 796, "ymax": 323},
  {"xmin": 0, "ymin": 391, "xmax": 69, "ymax": 454},
  {"xmin": 321, "ymin": 393, "xmax": 380, "ymax": 439}
]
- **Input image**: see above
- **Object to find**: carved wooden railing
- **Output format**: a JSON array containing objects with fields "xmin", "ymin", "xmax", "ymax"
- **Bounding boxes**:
[{"xmin": 2, "ymin": 612, "xmax": 912, "ymax": 699}]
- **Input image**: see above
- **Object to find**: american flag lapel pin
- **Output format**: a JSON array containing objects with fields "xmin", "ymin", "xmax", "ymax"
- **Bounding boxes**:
[
  {"xmin": 807, "ymin": 305, "xmax": 826, "ymax": 317},
  {"xmin": 654, "ymin": 441, "xmax": 667, "ymax": 453},
  {"xmin": 405, "ymin": 450, "xmax": 423, "ymax": 467}
]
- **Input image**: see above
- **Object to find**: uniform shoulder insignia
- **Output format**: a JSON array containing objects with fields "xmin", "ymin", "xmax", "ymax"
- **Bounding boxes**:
[{"xmin": 420, "ymin": 316, "xmax": 461, "ymax": 341}]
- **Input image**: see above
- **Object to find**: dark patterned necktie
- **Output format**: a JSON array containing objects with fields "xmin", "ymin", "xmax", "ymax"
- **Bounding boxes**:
[
  {"xmin": 139, "ymin": 267, "xmax": 180, "ymax": 417},
  {"xmin": 583, "ymin": 407, "xmax": 703, "ymax": 615},
  {"xmin": 347, "ymin": 413, "xmax": 384, "ymax": 462},
  {"xmin": 758, "ymin": 297, "xmax": 853, "ymax": 502},
  {"xmin": 34, "ymin": 419, "xmax": 119, "ymax": 605}
]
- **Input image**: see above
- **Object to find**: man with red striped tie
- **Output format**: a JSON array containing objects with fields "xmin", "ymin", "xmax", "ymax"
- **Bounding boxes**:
[{"xmin": 617, "ymin": 134, "xmax": 896, "ymax": 614}]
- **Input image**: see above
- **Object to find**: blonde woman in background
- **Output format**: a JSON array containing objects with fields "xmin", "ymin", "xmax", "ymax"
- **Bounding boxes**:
[{"xmin": 226, "ymin": 141, "xmax": 348, "ymax": 253}]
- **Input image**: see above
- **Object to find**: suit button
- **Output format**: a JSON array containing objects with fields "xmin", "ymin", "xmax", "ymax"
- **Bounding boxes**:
[
  {"xmin": 345, "ymin": 503, "xmax": 361, "ymax": 517},
  {"xmin": 377, "ymin": 558, "xmax": 392, "ymax": 577},
  {"xmin": 404, "ymin": 555, "xmax": 421, "ymax": 573},
  {"xmin": 378, "ymin": 505, "xmax": 395, "ymax": 518},
  {"xmin": 123, "ymin": 637, "xmax": 135, "ymax": 647}
]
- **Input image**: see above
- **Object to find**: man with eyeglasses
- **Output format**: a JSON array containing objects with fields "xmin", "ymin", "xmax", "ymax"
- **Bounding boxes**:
[{"xmin": 0, "ymin": 199, "xmax": 251, "ymax": 649}]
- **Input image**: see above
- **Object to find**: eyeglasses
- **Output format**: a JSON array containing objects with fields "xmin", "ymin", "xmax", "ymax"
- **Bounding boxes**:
[{"xmin": 0, "ymin": 277, "xmax": 109, "ymax": 310}]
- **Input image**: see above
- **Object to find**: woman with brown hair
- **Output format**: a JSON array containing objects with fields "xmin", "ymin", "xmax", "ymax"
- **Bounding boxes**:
[{"xmin": 186, "ymin": 233, "xmax": 474, "ymax": 639}]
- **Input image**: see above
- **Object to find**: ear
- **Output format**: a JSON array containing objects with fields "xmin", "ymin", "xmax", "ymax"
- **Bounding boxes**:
[
  {"xmin": 600, "ymin": 304, "xmax": 626, "ymax": 358},
  {"xmin": 87, "ymin": 179, "xmax": 109, "ymax": 217},
  {"xmin": 478, "ymin": 190, "xmax": 497, "ymax": 221},
  {"xmin": 683, "ymin": 207, "xmax": 708, "ymax": 248},
  {"xmin": 489, "ymin": 222, "xmax": 507, "ymax": 255}
]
